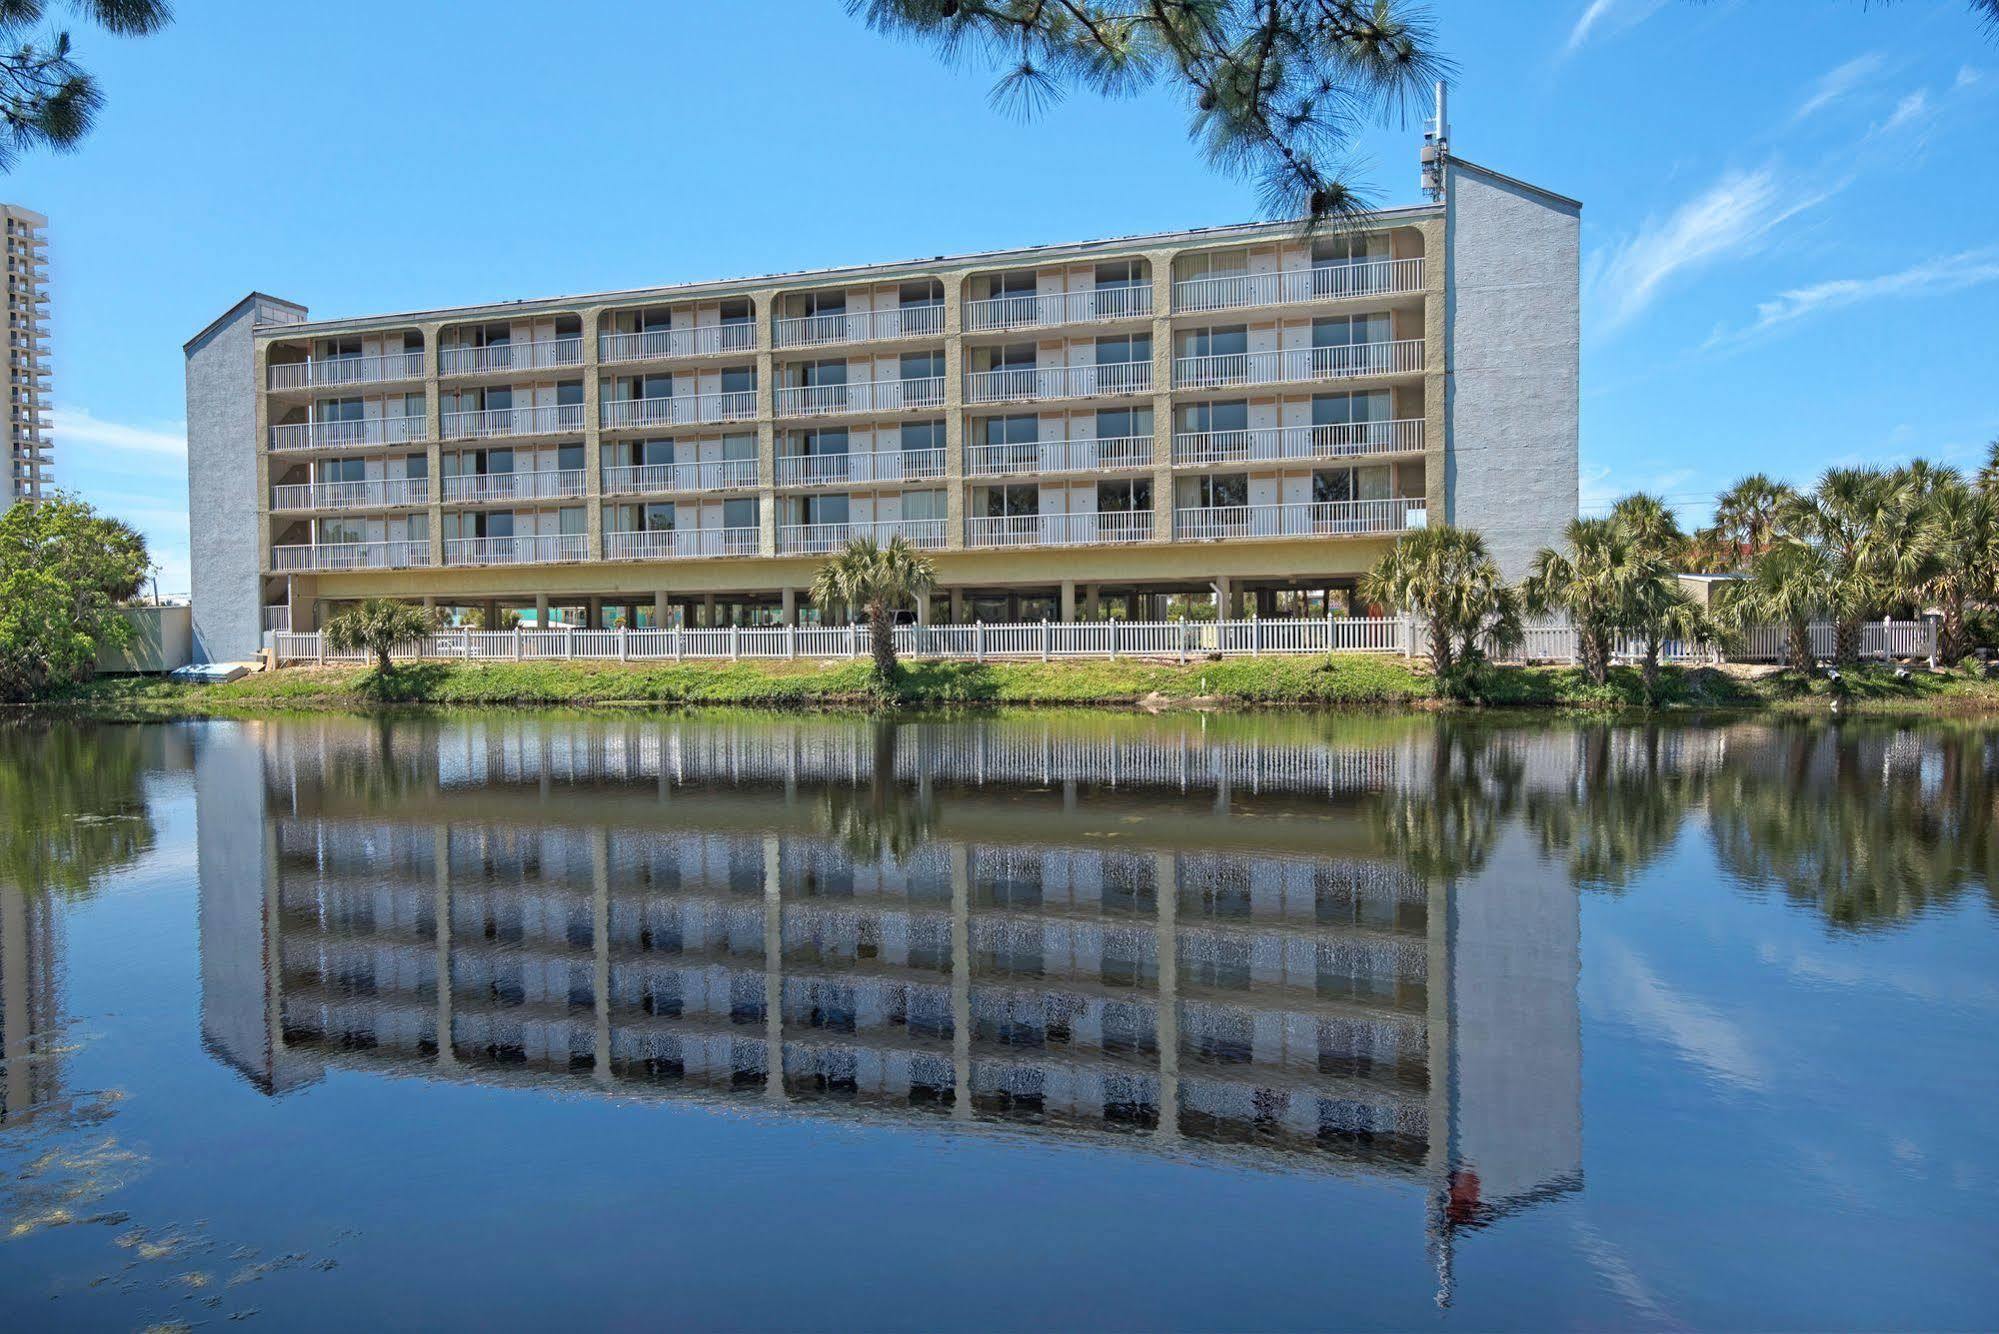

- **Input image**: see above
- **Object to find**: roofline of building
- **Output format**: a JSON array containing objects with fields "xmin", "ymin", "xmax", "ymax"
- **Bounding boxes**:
[
  {"xmin": 1446, "ymin": 156, "xmax": 1583, "ymax": 211},
  {"xmin": 243, "ymin": 204, "xmax": 1445, "ymax": 341},
  {"xmin": 184, "ymin": 291, "xmax": 309, "ymax": 353}
]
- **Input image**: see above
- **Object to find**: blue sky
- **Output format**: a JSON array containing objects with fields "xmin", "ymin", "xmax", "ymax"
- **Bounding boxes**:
[{"xmin": 10, "ymin": 0, "xmax": 1996, "ymax": 594}]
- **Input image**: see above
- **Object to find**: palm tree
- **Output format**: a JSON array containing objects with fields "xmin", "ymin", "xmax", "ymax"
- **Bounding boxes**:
[
  {"xmin": 1700, "ymin": 474, "xmax": 1793, "ymax": 571},
  {"xmin": 1609, "ymin": 492, "xmax": 1705, "ymax": 700},
  {"xmin": 1909, "ymin": 475, "xmax": 1999, "ymax": 664},
  {"xmin": 1522, "ymin": 517, "xmax": 1663, "ymax": 686},
  {"xmin": 1976, "ymin": 439, "xmax": 1999, "ymax": 497},
  {"xmin": 1775, "ymin": 467, "xmax": 1909, "ymax": 665},
  {"xmin": 1716, "ymin": 541, "xmax": 1829, "ymax": 673},
  {"xmin": 1359, "ymin": 525, "xmax": 1522, "ymax": 688},
  {"xmin": 322, "ymin": 598, "xmax": 436, "ymax": 674},
  {"xmin": 811, "ymin": 536, "xmax": 936, "ymax": 681}
]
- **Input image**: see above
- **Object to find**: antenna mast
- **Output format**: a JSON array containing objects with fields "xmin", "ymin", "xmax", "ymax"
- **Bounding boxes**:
[{"xmin": 1421, "ymin": 81, "xmax": 1449, "ymax": 201}]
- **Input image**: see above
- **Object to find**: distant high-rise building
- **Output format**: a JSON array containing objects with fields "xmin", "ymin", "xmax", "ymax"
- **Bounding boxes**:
[{"xmin": 2, "ymin": 204, "xmax": 51, "ymax": 514}]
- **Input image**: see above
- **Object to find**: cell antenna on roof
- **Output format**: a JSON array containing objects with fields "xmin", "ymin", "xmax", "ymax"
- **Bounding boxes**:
[{"xmin": 1421, "ymin": 81, "xmax": 1449, "ymax": 202}]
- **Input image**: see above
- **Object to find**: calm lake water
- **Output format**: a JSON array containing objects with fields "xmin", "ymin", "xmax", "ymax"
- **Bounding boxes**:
[{"xmin": 1, "ymin": 711, "xmax": 1994, "ymax": 1331}]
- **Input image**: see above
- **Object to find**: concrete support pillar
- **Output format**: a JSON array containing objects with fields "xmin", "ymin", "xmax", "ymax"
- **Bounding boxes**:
[
  {"xmin": 941, "ymin": 269, "xmax": 970, "ymax": 551},
  {"xmin": 587, "ymin": 595, "xmax": 603, "ymax": 630},
  {"xmin": 916, "ymin": 594, "xmax": 932, "ymax": 626},
  {"xmin": 702, "ymin": 593, "xmax": 717, "ymax": 628},
  {"xmin": 1084, "ymin": 584, "xmax": 1100, "ymax": 620},
  {"xmin": 780, "ymin": 586, "xmax": 796, "ymax": 625},
  {"xmin": 1213, "ymin": 575, "xmax": 1234, "ymax": 620},
  {"xmin": 949, "ymin": 587, "xmax": 965, "ymax": 623},
  {"xmin": 653, "ymin": 589, "xmax": 669, "ymax": 627},
  {"xmin": 579, "ymin": 303, "xmax": 606, "ymax": 561},
  {"xmin": 752, "ymin": 288, "xmax": 780, "ymax": 559},
  {"xmin": 484, "ymin": 599, "xmax": 499, "ymax": 630},
  {"xmin": 1146, "ymin": 247, "xmax": 1179, "ymax": 543},
  {"xmin": 1059, "ymin": 579, "xmax": 1076, "ymax": 622},
  {"xmin": 534, "ymin": 592, "xmax": 549, "ymax": 628}
]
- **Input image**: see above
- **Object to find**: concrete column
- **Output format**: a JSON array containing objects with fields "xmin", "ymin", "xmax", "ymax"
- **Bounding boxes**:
[
  {"xmin": 942, "ymin": 269, "xmax": 970, "ymax": 550},
  {"xmin": 579, "ymin": 304, "xmax": 606, "ymax": 561},
  {"xmin": 587, "ymin": 595, "xmax": 603, "ymax": 630},
  {"xmin": 534, "ymin": 592, "xmax": 549, "ymax": 628},
  {"xmin": 752, "ymin": 288, "xmax": 779, "ymax": 558},
  {"xmin": 1147, "ymin": 247, "xmax": 1178, "ymax": 543},
  {"xmin": 484, "ymin": 599, "xmax": 499, "ymax": 630},
  {"xmin": 1084, "ymin": 584, "xmax": 1100, "ymax": 620},
  {"xmin": 949, "ymin": 587, "xmax": 965, "ymax": 623},
  {"xmin": 653, "ymin": 589, "xmax": 669, "ymax": 627},
  {"xmin": 780, "ymin": 586, "xmax": 796, "ymax": 625},
  {"xmin": 1059, "ymin": 579, "xmax": 1076, "ymax": 622},
  {"xmin": 419, "ymin": 320, "xmax": 446, "ymax": 569},
  {"xmin": 1213, "ymin": 575, "xmax": 1234, "ymax": 620},
  {"xmin": 702, "ymin": 593, "xmax": 716, "ymax": 627},
  {"xmin": 916, "ymin": 594, "xmax": 932, "ymax": 626}
]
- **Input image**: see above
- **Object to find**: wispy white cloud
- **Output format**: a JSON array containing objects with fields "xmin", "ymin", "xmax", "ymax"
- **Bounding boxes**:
[
  {"xmin": 1562, "ymin": 0, "xmax": 1667, "ymax": 56},
  {"xmin": 1587, "ymin": 166, "xmax": 1842, "ymax": 334},
  {"xmin": 49, "ymin": 405, "xmax": 187, "ymax": 459},
  {"xmin": 1598, "ymin": 940, "xmax": 1764, "ymax": 1091},
  {"xmin": 1791, "ymin": 52, "xmax": 1885, "ymax": 122},
  {"xmin": 1705, "ymin": 247, "xmax": 1999, "ymax": 349}
]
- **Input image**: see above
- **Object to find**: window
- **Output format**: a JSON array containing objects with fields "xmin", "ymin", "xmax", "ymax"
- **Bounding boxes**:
[
  {"xmin": 1312, "ymin": 470, "xmax": 1353, "ymax": 504},
  {"xmin": 799, "ymin": 289, "xmax": 846, "ymax": 318},
  {"xmin": 1095, "ymin": 259, "xmax": 1144, "ymax": 289},
  {"xmin": 1312, "ymin": 233, "xmax": 1386, "ymax": 266},
  {"xmin": 319, "ymin": 518, "xmax": 366, "ymax": 544},
  {"xmin": 1178, "ymin": 400, "xmax": 1248, "ymax": 434},
  {"xmin": 899, "ymin": 279, "xmax": 943, "ymax": 308},
  {"xmin": 985, "ymin": 484, "xmax": 1038, "ymax": 518},
  {"xmin": 635, "ymin": 438, "xmax": 674, "ymax": 467},
  {"xmin": 402, "ymin": 393, "xmax": 425, "ymax": 419},
  {"xmin": 1312, "ymin": 391, "xmax": 1390, "ymax": 426},
  {"xmin": 556, "ymin": 381, "xmax": 583, "ymax": 407},
  {"xmin": 801, "ymin": 494, "xmax": 848, "ymax": 526},
  {"xmin": 901, "ymin": 420, "xmax": 944, "ymax": 451},
  {"xmin": 1095, "ymin": 407, "xmax": 1151, "ymax": 440},
  {"xmin": 801, "ymin": 359, "xmax": 846, "ymax": 388},
  {"xmin": 1400, "ymin": 459, "xmax": 1426, "ymax": 496},
  {"xmin": 1178, "ymin": 250, "xmax": 1248, "ymax": 281},
  {"xmin": 719, "ymin": 299, "xmax": 752, "ymax": 326},
  {"xmin": 1097, "ymin": 479, "xmax": 1151, "ymax": 512},
  {"xmin": 557, "ymin": 443, "xmax": 585, "ymax": 471},
  {"xmin": 320, "ymin": 457, "xmax": 365, "ymax": 483},
  {"xmin": 638, "ymin": 373, "xmax": 672, "ymax": 400},
  {"xmin": 644, "ymin": 502, "xmax": 675, "ymax": 532},
  {"xmin": 800, "ymin": 427, "xmax": 849, "ymax": 457},
  {"xmin": 989, "ymin": 270, "xmax": 1036, "ymax": 299},
  {"xmin": 1312, "ymin": 314, "xmax": 1392, "ymax": 348},
  {"xmin": 721, "ymin": 366, "xmax": 756, "ymax": 394},
  {"xmin": 992, "ymin": 343, "xmax": 1036, "ymax": 371},
  {"xmin": 1194, "ymin": 473, "xmax": 1247, "ymax": 508},
  {"xmin": 721, "ymin": 433, "xmax": 757, "ymax": 462},
  {"xmin": 1179, "ymin": 325, "xmax": 1247, "ymax": 359},
  {"xmin": 902, "ymin": 489, "xmax": 947, "ymax": 521},
  {"xmin": 639, "ymin": 308, "xmax": 673, "ymax": 334},
  {"xmin": 317, "ymin": 397, "xmax": 363, "ymax": 423},
  {"xmin": 1096, "ymin": 333, "xmax": 1150, "ymax": 365},
  {"xmin": 981, "ymin": 414, "xmax": 1037, "ymax": 446},
  {"xmin": 723, "ymin": 497, "xmax": 758, "ymax": 529},
  {"xmin": 900, "ymin": 350, "xmax": 944, "ymax": 382},
  {"xmin": 1315, "ymin": 466, "xmax": 1392, "ymax": 502},
  {"xmin": 486, "ymin": 448, "xmax": 515, "ymax": 475},
  {"xmin": 404, "ymin": 452, "xmax": 428, "ymax": 479}
]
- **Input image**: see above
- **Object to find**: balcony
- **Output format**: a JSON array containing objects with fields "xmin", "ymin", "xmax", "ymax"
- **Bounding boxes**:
[
  {"xmin": 437, "ymin": 337, "xmax": 583, "ymax": 376},
  {"xmin": 772, "ymin": 304, "xmax": 945, "ymax": 350},
  {"xmin": 963, "ymin": 360, "xmax": 1152, "ymax": 406},
  {"xmin": 965, "ymin": 510, "xmax": 1155, "ymax": 549},
  {"xmin": 270, "ymin": 539, "xmax": 432, "ymax": 572},
  {"xmin": 776, "ymin": 447, "xmax": 946, "ymax": 488},
  {"xmin": 1174, "ymin": 497, "xmax": 1427, "ymax": 542},
  {"xmin": 1173, "ymin": 419, "xmax": 1425, "ymax": 467},
  {"xmin": 441, "ymin": 469, "xmax": 586, "ymax": 505},
  {"xmin": 965, "ymin": 435, "xmax": 1152, "ymax": 478},
  {"xmin": 266, "ymin": 351, "xmax": 425, "ymax": 391},
  {"xmin": 1173, "ymin": 340, "xmax": 1425, "ymax": 391},
  {"xmin": 602, "ymin": 458, "xmax": 758, "ymax": 496},
  {"xmin": 606, "ymin": 527, "xmax": 760, "ymax": 561},
  {"xmin": 443, "ymin": 534, "xmax": 587, "ymax": 566},
  {"xmin": 774, "ymin": 376, "xmax": 945, "ymax": 419},
  {"xmin": 441, "ymin": 403, "xmax": 585, "ymax": 441},
  {"xmin": 271, "ymin": 478, "xmax": 431, "ymax": 512},
  {"xmin": 269, "ymin": 415, "xmax": 429, "ymax": 451},
  {"xmin": 600, "ymin": 323, "xmax": 757, "ymax": 364},
  {"xmin": 600, "ymin": 392, "xmax": 756, "ymax": 430},
  {"xmin": 1172, "ymin": 257, "xmax": 1425, "ymax": 314},
  {"xmin": 963, "ymin": 285, "xmax": 1152, "ymax": 333},
  {"xmin": 777, "ymin": 518, "xmax": 948, "ymax": 555}
]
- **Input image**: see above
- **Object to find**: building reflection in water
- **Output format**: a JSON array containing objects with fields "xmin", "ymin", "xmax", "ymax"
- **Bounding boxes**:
[{"xmin": 196, "ymin": 715, "xmax": 1585, "ymax": 1304}]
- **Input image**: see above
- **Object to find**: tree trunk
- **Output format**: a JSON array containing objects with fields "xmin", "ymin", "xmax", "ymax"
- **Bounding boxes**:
[
  {"xmin": 1834, "ymin": 616, "xmax": 1860, "ymax": 668},
  {"xmin": 1428, "ymin": 621, "xmax": 1454, "ymax": 677},
  {"xmin": 1786, "ymin": 618, "xmax": 1813, "ymax": 674},
  {"xmin": 1938, "ymin": 594, "xmax": 1965, "ymax": 666},
  {"xmin": 1641, "ymin": 637, "xmax": 1661, "ymax": 704},
  {"xmin": 376, "ymin": 647, "xmax": 394, "ymax": 674},
  {"xmin": 869, "ymin": 607, "xmax": 898, "ymax": 681},
  {"xmin": 1580, "ymin": 627, "xmax": 1610, "ymax": 686}
]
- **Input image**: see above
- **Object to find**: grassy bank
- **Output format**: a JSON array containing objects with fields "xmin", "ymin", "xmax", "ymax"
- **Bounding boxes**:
[{"xmin": 25, "ymin": 655, "xmax": 1999, "ymax": 720}]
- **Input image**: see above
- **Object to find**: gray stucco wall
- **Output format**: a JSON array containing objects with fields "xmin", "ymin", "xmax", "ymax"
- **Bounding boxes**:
[
  {"xmin": 185, "ymin": 304, "xmax": 268, "ymax": 663},
  {"xmin": 1444, "ymin": 163, "xmax": 1580, "ymax": 580}
]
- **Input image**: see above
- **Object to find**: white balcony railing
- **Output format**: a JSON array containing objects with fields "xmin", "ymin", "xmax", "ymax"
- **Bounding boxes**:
[
  {"xmin": 599, "ymin": 323, "xmax": 757, "ymax": 363},
  {"xmin": 437, "ymin": 337, "xmax": 584, "ymax": 376},
  {"xmin": 965, "ymin": 510, "xmax": 1155, "ymax": 549},
  {"xmin": 440, "ymin": 403, "xmax": 586, "ymax": 440},
  {"xmin": 270, "ymin": 539, "xmax": 432, "ymax": 572},
  {"xmin": 268, "ymin": 415, "xmax": 430, "ymax": 451},
  {"xmin": 441, "ymin": 469, "xmax": 586, "ymax": 505},
  {"xmin": 772, "ymin": 304, "xmax": 946, "ymax": 349},
  {"xmin": 964, "ymin": 435, "xmax": 1152, "ymax": 477},
  {"xmin": 963, "ymin": 360, "xmax": 1153, "ymax": 405},
  {"xmin": 776, "ymin": 447, "xmax": 947, "ymax": 488},
  {"xmin": 777, "ymin": 518, "xmax": 948, "ymax": 555},
  {"xmin": 602, "ymin": 458, "xmax": 759, "ymax": 496},
  {"xmin": 1173, "ymin": 340, "xmax": 1425, "ymax": 390},
  {"xmin": 600, "ymin": 392, "xmax": 757, "ymax": 429},
  {"xmin": 774, "ymin": 376, "xmax": 946, "ymax": 418},
  {"xmin": 266, "ymin": 351, "xmax": 425, "ymax": 391},
  {"xmin": 962, "ymin": 284, "xmax": 1153, "ymax": 333},
  {"xmin": 606, "ymin": 527, "xmax": 761, "ymax": 561},
  {"xmin": 271, "ymin": 477, "xmax": 431, "ymax": 511},
  {"xmin": 1175, "ymin": 497, "xmax": 1427, "ymax": 542},
  {"xmin": 443, "ymin": 534, "xmax": 588, "ymax": 566},
  {"xmin": 1172, "ymin": 257, "xmax": 1425, "ymax": 313},
  {"xmin": 1173, "ymin": 419, "xmax": 1425, "ymax": 467}
]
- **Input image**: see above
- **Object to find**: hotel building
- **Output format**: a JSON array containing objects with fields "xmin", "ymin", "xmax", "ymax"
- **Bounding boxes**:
[
  {"xmin": 3, "ymin": 203, "xmax": 51, "ymax": 515},
  {"xmin": 184, "ymin": 157, "xmax": 1577, "ymax": 663}
]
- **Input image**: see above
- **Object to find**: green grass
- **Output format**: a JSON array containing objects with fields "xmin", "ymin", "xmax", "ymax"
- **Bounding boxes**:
[{"xmin": 29, "ymin": 656, "xmax": 1999, "ymax": 719}]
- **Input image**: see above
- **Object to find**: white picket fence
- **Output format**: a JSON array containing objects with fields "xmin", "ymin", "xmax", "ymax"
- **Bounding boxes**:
[{"xmin": 265, "ymin": 615, "xmax": 1934, "ymax": 669}]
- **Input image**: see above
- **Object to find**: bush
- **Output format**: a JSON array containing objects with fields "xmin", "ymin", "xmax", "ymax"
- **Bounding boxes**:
[{"xmin": 0, "ymin": 494, "xmax": 149, "ymax": 702}]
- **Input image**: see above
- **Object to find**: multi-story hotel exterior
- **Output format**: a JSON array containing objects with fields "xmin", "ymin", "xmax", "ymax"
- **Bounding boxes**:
[
  {"xmin": 184, "ymin": 157, "xmax": 1577, "ymax": 663},
  {"xmin": 2, "ymin": 203, "xmax": 51, "ymax": 516}
]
